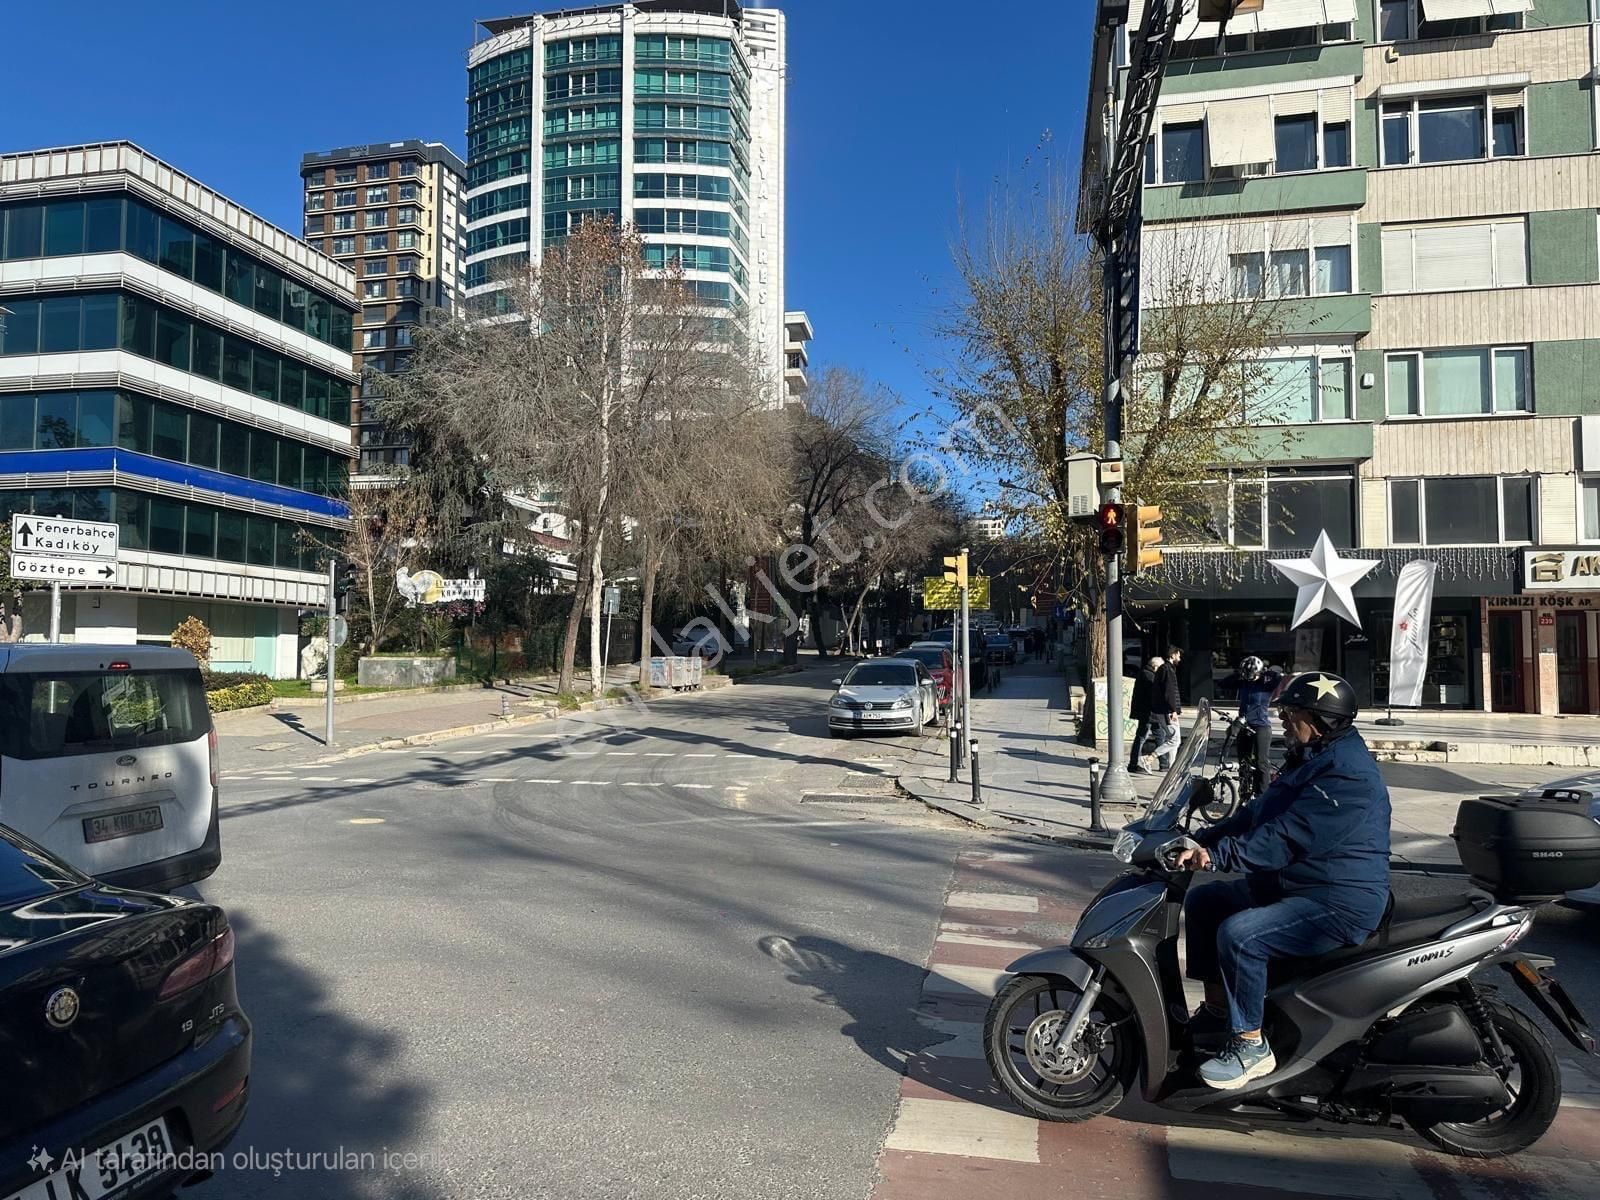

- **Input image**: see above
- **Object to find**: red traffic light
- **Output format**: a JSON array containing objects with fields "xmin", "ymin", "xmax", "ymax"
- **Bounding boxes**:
[{"xmin": 1097, "ymin": 502, "xmax": 1122, "ymax": 529}]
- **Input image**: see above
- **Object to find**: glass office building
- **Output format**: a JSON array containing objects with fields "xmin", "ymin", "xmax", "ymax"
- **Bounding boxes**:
[
  {"xmin": 0, "ymin": 143, "xmax": 357, "ymax": 675},
  {"xmin": 465, "ymin": 1, "xmax": 788, "ymax": 394}
]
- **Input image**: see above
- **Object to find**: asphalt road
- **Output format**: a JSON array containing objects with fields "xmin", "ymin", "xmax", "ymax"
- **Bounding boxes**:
[
  {"xmin": 183, "ymin": 667, "xmax": 1600, "ymax": 1199},
  {"xmin": 189, "ymin": 668, "xmax": 973, "ymax": 1200}
]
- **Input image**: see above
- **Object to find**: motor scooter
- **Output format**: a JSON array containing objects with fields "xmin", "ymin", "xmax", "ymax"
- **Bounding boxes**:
[{"xmin": 984, "ymin": 702, "xmax": 1598, "ymax": 1157}]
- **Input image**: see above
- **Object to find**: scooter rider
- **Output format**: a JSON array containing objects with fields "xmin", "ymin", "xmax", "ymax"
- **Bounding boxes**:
[
  {"xmin": 1172, "ymin": 673, "xmax": 1391, "ymax": 1090},
  {"xmin": 1229, "ymin": 655, "xmax": 1283, "ymax": 796}
]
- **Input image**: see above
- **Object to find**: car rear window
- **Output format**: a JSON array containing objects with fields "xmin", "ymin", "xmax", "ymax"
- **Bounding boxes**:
[
  {"xmin": 845, "ymin": 664, "xmax": 916, "ymax": 687},
  {"xmin": 902, "ymin": 649, "xmax": 945, "ymax": 668},
  {"xmin": 0, "ymin": 669, "xmax": 208, "ymax": 760}
]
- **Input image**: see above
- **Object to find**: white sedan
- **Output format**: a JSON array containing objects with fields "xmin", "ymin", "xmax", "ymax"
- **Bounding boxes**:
[{"xmin": 828, "ymin": 658, "xmax": 940, "ymax": 737}]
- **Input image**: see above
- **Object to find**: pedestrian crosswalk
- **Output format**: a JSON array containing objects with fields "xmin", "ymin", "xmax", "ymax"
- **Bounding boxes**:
[{"xmin": 870, "ymin": 848, "xmax": 1600, "ymax": 1200}]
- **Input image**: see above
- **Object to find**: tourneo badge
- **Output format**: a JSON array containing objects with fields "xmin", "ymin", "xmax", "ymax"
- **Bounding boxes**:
[{"xmin": 44, "ymin": 987, "xmax": 80, "ymax": 1029}]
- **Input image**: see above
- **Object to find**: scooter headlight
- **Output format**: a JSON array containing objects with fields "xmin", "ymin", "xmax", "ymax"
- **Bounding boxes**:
[{"xmin": 1112, "ymin": 830, "xmax": 1140, "ymax": 864}]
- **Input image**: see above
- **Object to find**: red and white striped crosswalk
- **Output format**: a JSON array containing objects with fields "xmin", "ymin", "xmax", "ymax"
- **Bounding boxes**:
[{"xmin": 870, "ymin": 847, "xmax": 1600, "ymax": 1200}]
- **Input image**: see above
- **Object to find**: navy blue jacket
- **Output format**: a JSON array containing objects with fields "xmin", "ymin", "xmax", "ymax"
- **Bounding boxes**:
[
  {"xmin": 1195, "ymin": 727, "xmax": 1391, "ymax": 938},
  {"xmin": 1231, "ymin": 669, "xmax": 1283, "ymax": 729}
]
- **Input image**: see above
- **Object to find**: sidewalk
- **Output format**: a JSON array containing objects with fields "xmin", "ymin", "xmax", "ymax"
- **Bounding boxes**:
[{"xmin": 894, "ymin": 662, "xmax": 1559, "ymax": 871}]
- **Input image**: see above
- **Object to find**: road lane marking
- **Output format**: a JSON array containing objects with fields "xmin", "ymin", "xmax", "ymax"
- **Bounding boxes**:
[
  {"xmin": 622, "ymin": 782, "xmax": 650, "ymax": 788},
  {"xmin": 675, "ymin": 783, "xmax": 712, "ymax": 790},
  {"xmin": 882, "ymin": 1097, "xmax": 1038, "ymax": 1163},
  {"xmin": 683, "ymin": 752, "xmax": 716, "ymax": 758},
  {"xmin": 303, "ymin": 776, "xmax": 337, "ymax": 782},
  {"xmin": 947, "ymin": 892, "xmax": 1038, "ymax": 913},
  {"xmin": 476, "ymin": 776, "xmax": 516, "ymax": 782},
  {"xmin": 644, "ymin": 752, "xmax": 675, "ymax": 757},
  {"xmin": 345, "ymin": 778, "xmax": 376, "ymax": 784},
  {"xmin": 922, "ymin": 964, "xmax": 1007, "ymax": 999},
  {"xmin": 936, "ymin": 932, "xmax": 1038, "ymax": 950},
  {"xmin": 570, "ymin": 781, "xmax": 607, "ymax": 787},
  {"xmin": 526, "ymin": 778, "xmax": 561, "ymax": 784},
  {"xmin": 347, "ymin": 818, "xmax": 386, "ymax": 825},
  {"xmin": 562, "ymin": 750, "xmax": 598, "ymax": 756},
  {"xmin": 605, "ymin": 751, "xmax": 637, "ymax": 756}
]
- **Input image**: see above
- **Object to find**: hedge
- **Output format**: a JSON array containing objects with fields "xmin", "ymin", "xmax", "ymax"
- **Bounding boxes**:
[
  {"xmin": 202, "ymin": 669, "xmax": 270, "ymax": 691},
  {"xmin": 206, "ymin": 680, "xmax": 275, "ymax": 713}
]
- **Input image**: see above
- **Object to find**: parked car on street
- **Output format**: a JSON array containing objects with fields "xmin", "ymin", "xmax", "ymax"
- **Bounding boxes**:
[
  {"xmin": 827, "ymin": 658, "xmax": 939, "ymax": 737},
  {"xmin": 911, "ymin": 639, "xmax": 988, "ymax": 692},
  {"xmin": 0, "ymin": 645, "xmax": 220, "ymax": 894},
  {"xmin": 669, "ymin": 628, "xmax": 724, "ymax": 658},
  {"xmin": 984, "ymin": 632, "xmax": 1013, "ymax": 668},
  {"xmin": 898, "ymin": 646, "xmax": 954, "ymax": 711},
  {"xmin": 0, "ymin": 824, "xmax": 250, "ymax": 1200}
]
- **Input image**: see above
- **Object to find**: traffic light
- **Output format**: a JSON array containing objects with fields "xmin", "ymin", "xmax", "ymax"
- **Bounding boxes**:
[
  {"xmin": 1125, "ymin": 504, "xmax": 1164, "ymax": 577},
  {"xmin": 943, "ymin": 551, "xmax": 969, "ymax": 589},
  {"xmin": 334, "ymin": 564, "xmax": 356, "ymax": 611},
  {"xmin": 1096, "ymin": 502, "xmax": 1123, "ymax": 556}
]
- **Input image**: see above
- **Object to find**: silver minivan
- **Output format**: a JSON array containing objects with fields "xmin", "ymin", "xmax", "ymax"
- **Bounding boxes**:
[{"xmin": 0, "ymin": 644, "xmax": 220, "ymax": 893}]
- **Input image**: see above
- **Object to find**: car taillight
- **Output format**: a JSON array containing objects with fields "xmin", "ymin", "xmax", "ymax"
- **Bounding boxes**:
[
  {"xmin": 159, "ymin": 926, "xmax": 236, "ymax": 1001},
  {"xmin": 208, "ymin": 726, "xmax": 219, "ymax": 792}
]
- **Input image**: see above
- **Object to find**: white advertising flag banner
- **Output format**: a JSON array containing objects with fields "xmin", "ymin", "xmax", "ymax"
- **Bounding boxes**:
[{"xmin": 1389, "ymin": 560, "xmax": 1438, "ymax": 709}]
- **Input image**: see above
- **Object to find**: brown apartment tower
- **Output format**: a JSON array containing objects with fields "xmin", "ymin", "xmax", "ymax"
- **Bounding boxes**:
[{"xmin": 299, "ymin": 140, "xmax": 465, "ymax": 477}]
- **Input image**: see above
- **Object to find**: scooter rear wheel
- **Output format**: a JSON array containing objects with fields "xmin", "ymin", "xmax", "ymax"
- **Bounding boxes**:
[
  {"xmin": 984, "ymin": 973, "xmax": 1139, "ymax": 1122},
  {"xmin": 1408, "ymin": 998, "xmax": 1562, "ymax": 1158}
]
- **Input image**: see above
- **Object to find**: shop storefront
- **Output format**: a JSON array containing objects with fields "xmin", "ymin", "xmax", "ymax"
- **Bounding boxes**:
[{"xmin": 1481, "ymin": 566, "xmax": 1600, "ymax": 715}]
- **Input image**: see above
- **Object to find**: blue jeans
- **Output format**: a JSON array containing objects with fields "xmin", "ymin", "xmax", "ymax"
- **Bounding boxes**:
[{"xmin": 1184, "ymin": 879, "xmax": 1354, "ymax": 1035}]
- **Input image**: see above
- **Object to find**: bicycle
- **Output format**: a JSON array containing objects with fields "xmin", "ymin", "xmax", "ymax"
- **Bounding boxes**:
[{"xmin": 1196, "ymin": 707, "xmax": 1269, "ymax": 825}]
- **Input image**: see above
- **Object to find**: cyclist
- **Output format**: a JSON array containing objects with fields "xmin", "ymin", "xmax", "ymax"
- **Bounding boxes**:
[{"xmin": 1227, "ymin": 655, "xmax": 1283, "ymax": 799}]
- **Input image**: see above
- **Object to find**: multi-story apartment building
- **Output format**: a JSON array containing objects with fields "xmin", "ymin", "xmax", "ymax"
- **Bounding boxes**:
[
  {"xmin": 1098, "ymin": 0, "xmax": 1600, "ymax": 716},
  {"xmin": 300, "ymin": 140, "xmax": 465, "ymax": 476},
  {"xmin": 0, "ymin": 142, "xmax": 357, "ymax": 675},
  {"xmin": 464, "ymin": 0, "xmax": 789, "ymax": 395}
]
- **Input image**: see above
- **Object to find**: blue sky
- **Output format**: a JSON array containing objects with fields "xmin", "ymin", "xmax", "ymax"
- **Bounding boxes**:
[{"xmin": 2, "ymin": 0, "xmax": 1090, "ymax": 416}]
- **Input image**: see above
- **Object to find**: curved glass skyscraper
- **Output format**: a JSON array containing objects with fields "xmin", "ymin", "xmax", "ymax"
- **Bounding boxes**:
[{"xmin": 465, "ymin": 1, "xmax": 787, "ymax": 396}]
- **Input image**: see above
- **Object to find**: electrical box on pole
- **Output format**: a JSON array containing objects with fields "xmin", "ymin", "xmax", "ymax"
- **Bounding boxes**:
[{"xmin": 1066, "ymin": 454, "xmax": 1103, "ymax": 520}]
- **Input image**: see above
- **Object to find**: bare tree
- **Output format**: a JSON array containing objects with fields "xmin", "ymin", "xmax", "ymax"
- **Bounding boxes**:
[
  {"xmin": 786, "ymin": 368, "xmax": 899, "ymax": 656},
  {"xmin": 831, "ymin": 477, "xmax": 962, "ymax": 655},
  {"xmin": 381, "ymin": 217, "xmax": 776, "ymax": 696},
  {"xmin": 933, "ymin": 155, "xmax": 1299, "ymax": 677}
]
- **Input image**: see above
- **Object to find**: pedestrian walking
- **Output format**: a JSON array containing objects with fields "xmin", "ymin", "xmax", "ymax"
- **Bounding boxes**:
[
  {"xmin": 1149, "ymin": 646, "xmax": 1184, "ymax": 770},
  {"xmin": 1127, "ymin": 655, "xmax": 1161, "ymax": 775}
]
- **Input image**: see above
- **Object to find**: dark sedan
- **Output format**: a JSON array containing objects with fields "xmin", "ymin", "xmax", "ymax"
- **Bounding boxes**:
[{"xmin": 0, "ymin": 826, "xmax": 250, "ymax": 1200}]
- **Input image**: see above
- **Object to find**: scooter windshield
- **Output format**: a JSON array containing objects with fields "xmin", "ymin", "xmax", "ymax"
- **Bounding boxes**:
[{"xmin": 1140, "ymin": 700, "xmax": 1211, "ymax": 832}]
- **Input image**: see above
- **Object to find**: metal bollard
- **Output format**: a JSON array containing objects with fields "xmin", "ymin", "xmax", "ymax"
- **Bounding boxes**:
[
  {"xmin": 500, "ymin": 693, "xmax": 510, "ymax": 720},
  {"xmin": 948, "ymin": 712, "xmax": 960, "ymax": 783},
  {"xmin": 1088, "ymin": 758, "xmax": 1107, "ymax": 835},
  {"xmin": 970, "ymin": 738, "xmax": 983, "ymax": 807}
]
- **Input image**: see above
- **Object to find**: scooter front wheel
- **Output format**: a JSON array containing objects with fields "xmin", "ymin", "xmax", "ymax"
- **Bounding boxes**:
[{"xmin": 984, "ymin": 973, "xmax": 1139, "ymax": 1122}]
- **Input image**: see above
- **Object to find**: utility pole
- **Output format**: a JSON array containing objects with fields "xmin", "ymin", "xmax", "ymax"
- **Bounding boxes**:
[
  {"xmin": 325, "ymin": 558, "xmax": 337, "ymax": 748},
  {"xmin": 49, "ymin": 582, "xmax": 61, "ymax": 644},
  {"xmin": 1086, "ymin": 0, "xmax": 1206, "ymax": 805}
]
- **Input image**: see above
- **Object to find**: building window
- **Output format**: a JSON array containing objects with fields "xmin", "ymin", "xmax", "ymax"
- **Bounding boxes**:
[
  {"xmin": 364, "ymin": 234, "xmax": 389, "ymax": 252},
  {"xmin": 1378, "ymin": 0, "xmax": 1523, "ymax": 42},
  {"xmin": 1386, "ymin": 347, "xmax": 1530, "ymax": 417},
  {"xmin": 1160, "ymin": 121, "xmax": 1206, "ymax": 184},
  {"xmin": 366, "ymin": 210, "xmax": 388, "ymax": 229},
  {"xmin": 398, "ymin": 182, "xmax": 419, "ymax": 201},
  {"xmin": 362, "ymin": 329, "xmax": 386, "ymax": 350},
  {"xmin": 365, "ymin": 258, "xmax": 388, "ymax": 276},
  {"xmin": 363, "ymin": 280, "xmax": 387, "ymax": 299},
  {"xmin": 1179, "ymin": 469, "xmax": 1356, "ymax": 550},
  {"xmin": 1274, "ymin": 114, "xmax": 1318, "ymax": 174},
  {"xmin": 395, "ymin": 326, "xmax": 413, "ymax": 348},
  {"xmin": 1582, "ymin": 476, "xmax": 1600, "ymax": 541},
  {"xmin": 1392, "ymin": 475, "xmax": 1537, "ymax": 546},
  {"xmin": 395, "ymin": 256, "xmax": 418, "ymax": 274},
  {"xmin": 367, "ymin": 163, "xmax": 389, "ymax": 180},
  {"xmin": 397, "ymin": 206, "xmax": 421, "ymax": 225},
  {"xmin": 396, "ymin": 278, "xmax": 419, "ymax": 298},
  {"xmin": 1246, "ymin": 356, "xmax": 1353, "ymax": 424},
  {"xmin": 334, "ymin": 190, "xmax": 357, "ymax": 208},
  {"xmin": 306, "ymin": 192, "xmax": 325, "ymax": 211},
  {"xmin": 362, "ymin": 305, "xmax": 387, "ymax": 326},
  {"xmin": 1381, "ymin": 94, "xmax": 1525, "ymax": 167},
  {"xmin": 1323, "ymin": 121, "xmax": 1351, "ymax": 168},
  {"xmin": 366, "ymin": 186, "xmax": 389, "ymax": 205},
  {"xmin": 396, "ymin": 231, "xmax": 418, "ymax": 250},
  {"xmin": 334, "ymin": 167, "xmax": 356, "ymax": 184},
  {"xmin": 1381, "ymin": 218, "xmax": 1526, "ymax": 292},
  {"xmin": 398, "ymin": 160, "xmax": 420, "ymax": 177},
  {"xmin": 331, "ymin": 236, "xmax": 356, "ymax": 255},
  {"xmin": 1218, "ymin": 217, "xmax": 1355, "ymax": 300},
  {"xmin": 332, "ymin": 213, "xmax": 356, "ymax": 231},
  {"xmin": 306, "ymin": 216, "xmax": 324, "ymax": 235}
]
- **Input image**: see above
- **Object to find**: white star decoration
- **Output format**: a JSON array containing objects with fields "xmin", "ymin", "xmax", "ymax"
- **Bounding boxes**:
[{"xmin": 1270, "ymin": 531, "xmax": 1378, "ymax": 629}]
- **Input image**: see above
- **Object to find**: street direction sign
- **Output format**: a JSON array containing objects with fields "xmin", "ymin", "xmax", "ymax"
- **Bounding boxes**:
[
  {"xmin": 922, "ymin": 575, "xmax": 992, "ymax": 611},
  {"xmin": 9, "ymin": 554, "xmax": 118, "ymax": 582},
  {"xmin": 10, "ymin": 514, "xmax": 119, "ymax": 562}
]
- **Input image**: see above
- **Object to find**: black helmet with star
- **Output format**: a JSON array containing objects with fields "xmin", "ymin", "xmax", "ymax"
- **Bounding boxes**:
[{"xmin": 1277, "ymin": 672, "xmax": 1358, "ymax": 725}]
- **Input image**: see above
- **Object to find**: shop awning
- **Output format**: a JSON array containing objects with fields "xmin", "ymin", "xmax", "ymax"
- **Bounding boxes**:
[{"xmin": 1205, "ymin": 96, "xmax": 1276, "ymax": 167}]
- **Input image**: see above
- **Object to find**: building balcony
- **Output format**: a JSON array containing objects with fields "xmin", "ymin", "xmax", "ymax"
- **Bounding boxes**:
[{"xmin": 1144, "ymin": 167, "xmax": 1367, "ymax": 222}]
